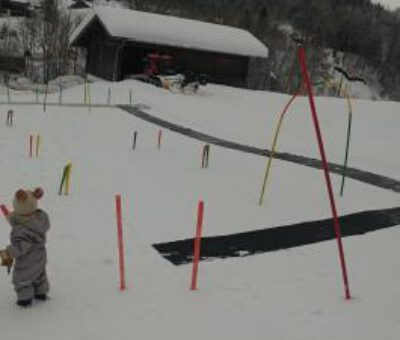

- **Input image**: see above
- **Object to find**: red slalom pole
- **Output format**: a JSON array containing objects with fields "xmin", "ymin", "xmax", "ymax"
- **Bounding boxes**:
[
  {"xmin": 115, "ymin": 195, "xmax": 126, "ymax": 291},
  {"xmin": 298, "ymin": 47, "xmax": 351, "ymax": 300},
  {"xmin": 1, "ymin": 204, "xmax": 10, "ymax": 217},
  {"xmin": 190, "ymin": 200, "xmax": 205, "ymax": 291}
]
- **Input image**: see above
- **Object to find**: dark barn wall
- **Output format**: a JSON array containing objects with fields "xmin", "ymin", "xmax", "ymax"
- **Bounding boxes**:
[
  {"xmin": 172, "ymin": 48, "xmax": 249, "ymax": 87},
  {"xmin": 119, "ymin": 42, "xmax": 249, "ymax": 87},
  {"xmin": 74, "ymin": 18, "xmax": 251, "ymax": 86},
  {"xmin": 0, "ymin": 0, "xmax": 31, "ymax": 17},
  {"xmin": 75, "ymin": 20, "xmax": 119, "ymax": 80},
  {"xmin": 121, "ymin": 44, "xmax": 153, "ymax": 78},
  {"xmin": 87, "ymin": 41, "xmax": 118, "ymax": 80}
]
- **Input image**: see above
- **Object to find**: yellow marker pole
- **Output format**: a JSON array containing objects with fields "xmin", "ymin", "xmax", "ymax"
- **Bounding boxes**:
[
  {"xmin": 65, "ymin": 163, "xmax": 72, "ymax": 195},
  {"xmin": 36, "ymin": 135, "xmax": 40, "ymax": 157},
  {"xmin": 87, "ymin": 80, "xmax": 91, "ymax": 112},
  {"xmin": 84, "ymin": 78, "xmax": 87, "ymax": 105},
  {"xmin": 259, "ymin": 93, "xmax": 300, "ymax": 206}
]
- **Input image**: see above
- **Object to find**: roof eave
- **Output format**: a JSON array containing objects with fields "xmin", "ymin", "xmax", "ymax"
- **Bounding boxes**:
[{"xmin": 70, "ymin": 13, "xmax": 114, "ymax": 47}]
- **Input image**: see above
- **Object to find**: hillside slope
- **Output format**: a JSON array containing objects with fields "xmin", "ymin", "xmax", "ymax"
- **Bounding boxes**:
[{"xmin": 0, "ymin": 80, "xmax": 399, "ymax": 340}]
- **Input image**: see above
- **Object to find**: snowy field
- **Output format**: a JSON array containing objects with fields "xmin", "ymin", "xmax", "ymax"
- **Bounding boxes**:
[{"xmin": 0, "ymin": 79, "xmax": 400, "ymax": 340}]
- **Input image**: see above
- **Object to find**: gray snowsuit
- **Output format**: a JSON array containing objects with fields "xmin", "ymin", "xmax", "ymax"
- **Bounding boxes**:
[{"xmin": 6, "ymin": 210, "xmax": 50, "ymax": 301}]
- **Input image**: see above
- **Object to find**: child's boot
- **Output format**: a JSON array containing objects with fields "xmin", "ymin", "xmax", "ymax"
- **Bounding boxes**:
[
  {"xmin": 34, "ymin": 294, "xmax": 47, "ymax": 301},
  {"xmin": 17, "ymin": 299, "xmax": 32, "ymax": 307}
]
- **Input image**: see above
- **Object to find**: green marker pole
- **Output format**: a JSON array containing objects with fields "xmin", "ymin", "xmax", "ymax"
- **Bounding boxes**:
[
  {"xmin": 58, "ymin": 165, "xmax": 68, "ymax": 195},
  {"xmin": 340, "ymin": 100, "xmax": 353, "ymax": 196}
]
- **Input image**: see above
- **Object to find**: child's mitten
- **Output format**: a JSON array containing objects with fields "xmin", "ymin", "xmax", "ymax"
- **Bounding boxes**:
[{"xmin": 0, "ymin": 250, "xmax": 13, "ymax": 273}]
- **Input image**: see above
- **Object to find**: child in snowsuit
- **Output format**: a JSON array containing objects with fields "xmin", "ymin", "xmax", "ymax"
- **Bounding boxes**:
[{"xmin": 0, "ymin": 188, "xmax": 50, "ymax": 307}]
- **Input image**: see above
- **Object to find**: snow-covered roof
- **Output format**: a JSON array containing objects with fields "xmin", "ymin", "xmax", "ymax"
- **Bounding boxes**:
[
  {"xmin": 68, "ymin": 0, "xmax": 91, "ymax": 9},
  {"xmin": 8, "ymin": 0, "xmax": 30, "ymax": 3},
  {"xmin": 69, "ymin": 6, "xmax": 269, "ymax": 58}
]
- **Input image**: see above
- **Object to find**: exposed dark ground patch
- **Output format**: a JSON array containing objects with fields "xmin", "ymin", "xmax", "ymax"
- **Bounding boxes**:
[
  {"xmin": 120, "ymin": 105, "xmax": 400, "ymax": 194},
  {"xmin": 153, "ymin": 207, "xmax": 400, "ymax": 265}
]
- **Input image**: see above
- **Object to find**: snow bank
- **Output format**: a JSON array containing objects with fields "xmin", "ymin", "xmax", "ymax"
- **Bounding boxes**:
[{"xmin": 6, "ymin": 75, "xmax": 86, "ymax": 93}]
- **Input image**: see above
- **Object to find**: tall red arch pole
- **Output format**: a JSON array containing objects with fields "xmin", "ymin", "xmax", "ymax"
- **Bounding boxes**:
[{"xmin": 298, "ymin": 47, "xmax": 351, "ymax": 300}]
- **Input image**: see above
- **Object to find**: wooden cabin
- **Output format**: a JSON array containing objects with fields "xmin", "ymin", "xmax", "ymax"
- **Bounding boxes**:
[{"xmin": 69, "ymin": 7, "xmax": 269, "ymax": 87}]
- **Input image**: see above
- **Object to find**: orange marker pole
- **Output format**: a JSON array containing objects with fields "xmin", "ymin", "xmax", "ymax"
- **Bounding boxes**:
[
  {"xmin": 115, "ymin": 195, "xmax": 126, "ymax": 291},
  {"xmin": 190, "ymin": 200, "xmax": 205, "ymax": 291}
]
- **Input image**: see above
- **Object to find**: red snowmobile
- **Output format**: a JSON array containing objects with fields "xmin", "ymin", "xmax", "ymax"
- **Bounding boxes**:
[{"xmin": 132, "ymin": 52, "xmax": 208, "ymax": 93}]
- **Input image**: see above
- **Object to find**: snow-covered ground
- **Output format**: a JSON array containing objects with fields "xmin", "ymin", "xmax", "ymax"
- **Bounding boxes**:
[{"xmin": 0, "ymin": 79, "xmax": 399, "ymax": 340}]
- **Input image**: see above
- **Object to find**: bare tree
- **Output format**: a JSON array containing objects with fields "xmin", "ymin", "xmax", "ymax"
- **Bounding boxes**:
[{"xmin": 18, "ymin": 0, "xmax": 75, "ymax": 82}]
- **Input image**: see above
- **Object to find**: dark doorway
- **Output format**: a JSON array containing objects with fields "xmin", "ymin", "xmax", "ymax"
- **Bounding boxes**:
[{"xmin": 120, "ymin": 45, "xmax": 152, "ymax": 79}]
